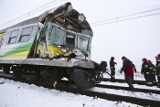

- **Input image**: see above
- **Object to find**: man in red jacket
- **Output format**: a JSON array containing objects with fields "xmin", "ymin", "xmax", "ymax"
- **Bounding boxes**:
[{"xmin": 121, "ymin": 56, "xmax": 134, "ymax": 91}]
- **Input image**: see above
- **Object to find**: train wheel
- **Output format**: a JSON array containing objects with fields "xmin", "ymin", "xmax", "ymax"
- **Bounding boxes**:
[
  {"xmin": 94, "ymin": 71, "xmax": 103, "ymax": 83},
  {"xmin": 72, "ymin": 68, "xmax": 91, "ymax": 88},
  {"xmin": 3, "ymin": 65, "xmax": 10, "ymax": 74},
  {"xmin": 13, "ymin": 67, "xmax": 21, "ymax": 79}
]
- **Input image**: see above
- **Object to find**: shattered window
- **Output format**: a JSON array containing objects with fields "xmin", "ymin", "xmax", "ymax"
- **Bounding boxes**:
[{"xmin": 48, "ymin": 26, "xmax": 65, "ymax": 45}]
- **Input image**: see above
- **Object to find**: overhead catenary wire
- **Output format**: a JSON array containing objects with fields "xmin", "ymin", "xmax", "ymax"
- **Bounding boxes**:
[
  {"xmin": 91, "ymin": 12, "xmax": 160, "ymax": 27},
  {"xmin": 1, "ymin": 2, "xmax": 160, "ymax": 29},
  {"xmin": 0, "ymin": 0, "xmax": 65, "ymax": 29},
  {"xmin": 91, "ymin": 7, "xmax": 160, "ymax": 27}
]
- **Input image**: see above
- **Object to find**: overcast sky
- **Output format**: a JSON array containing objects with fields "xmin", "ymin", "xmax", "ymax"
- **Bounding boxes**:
[{"xmin": 0, "ymin": 0, "xmax": 160, "ymax": 71}]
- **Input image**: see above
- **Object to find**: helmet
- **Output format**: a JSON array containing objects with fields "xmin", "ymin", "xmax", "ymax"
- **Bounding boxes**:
[
  {"xmin": 147, "ymin": 60, "xmax": 151, "ymax": 63},
  {"xmin": 157, "ymin": 54, "xmax": 160, "ymax": 59},
  {"xmin": 111, "ymin": 57, "xmax": 114, "ymax": 60},
  {"xmin": 142, "ymin": 58, "xmax": 147, "ymax": 62},
  {"xmin": 155, "ymin": 56, "xmax": 158, "ymax": 59}
]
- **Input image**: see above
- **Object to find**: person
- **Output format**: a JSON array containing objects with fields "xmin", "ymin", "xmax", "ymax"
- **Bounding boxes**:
[
  {"xmin": 132, "ymin": 64, "xmax": 137, "ymax": 73},
  {"xmin": 130, "ymin": 63, "xmax": 137, "ymax": 82},
  {"xmin": 109, "ymin": 57, "xmax": 117, "ymax": 81},
  {"xmin": 120, "ymin": 56, "xmax": 134, "ymax": 91},
  {"xmin": 147, "ymin": 60, "xmax": 156, "ymax": 84},
  {"xmin": 156, "ymin": 54, "xmax": 160, "ymax": 87},
  {"xmin": 141, "ymin": 58, "xmax": 152, "ymax": 86}
]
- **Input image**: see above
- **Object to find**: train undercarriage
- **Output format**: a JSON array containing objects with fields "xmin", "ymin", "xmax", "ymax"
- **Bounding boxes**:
[{"xmin": 0, "ymin": 59, "xmax": 103, "ymax": 88}]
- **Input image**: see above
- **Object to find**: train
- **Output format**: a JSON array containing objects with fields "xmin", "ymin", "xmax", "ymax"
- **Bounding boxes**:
[{"xmin": 0, "ymin": 2, "xmax": 106, "ymax": 88}]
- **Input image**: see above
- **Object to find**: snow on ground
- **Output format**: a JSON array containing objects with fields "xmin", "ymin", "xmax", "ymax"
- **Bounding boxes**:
[
  {"xmin": 103, "ymin": 71, "xmax": 145, "ymax": 81},
  {"xmin": 0, "ymin": 70, "xmax": 159, "ymax": 107},
  {"xmin": 0, "ymin": 78, "xmax": 141, "ymax": 107},
  {"xmin": 102, "ymin": 71, "xmax": 160, "ymax": 91},
  {"xmin": 89, "ymin": 72, "xmax": 160, "ymax": 101},
  {"xmin": 100, "ymin": 81, "xmax": 160, "ymax": 91},
  {"xmin": 90, "ymin": 87, "xmax": 160, "ymax": 101}
]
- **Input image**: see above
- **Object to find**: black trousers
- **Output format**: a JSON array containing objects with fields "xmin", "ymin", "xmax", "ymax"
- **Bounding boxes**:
[
  {"xmin": 158, "ymin": 74, "xmax": 160, "ymax": 83},
  {"xmin": 111, "ymin": 68, "xmax": 115, "ymax": 80},
  {"xmin": 125, "ymin": 74, "xmax": 134, "ymax": 90}
]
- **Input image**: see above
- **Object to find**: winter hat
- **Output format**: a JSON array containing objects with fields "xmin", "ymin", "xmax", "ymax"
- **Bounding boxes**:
[{"xmin": 121, "ymin": 56, "xmax": 126, "ymax": 60}]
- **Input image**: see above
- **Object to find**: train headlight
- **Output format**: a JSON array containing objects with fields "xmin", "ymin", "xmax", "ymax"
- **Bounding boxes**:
[{"xmin": 78, "ymin": 14, "xmax": 85, "ymax": 22}]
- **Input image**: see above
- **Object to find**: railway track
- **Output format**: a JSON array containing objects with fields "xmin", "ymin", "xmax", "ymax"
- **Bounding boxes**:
[
  {"xmin": 96, "ymin": 83, "xmax": 160, "ymax": 94},
  {"xmin": 0, "ymin": 73, "xmax": 160, "ymax": 107},
  {"xmin": 101, "ymin": 78, "xmax": 158, "ymax": 86}
]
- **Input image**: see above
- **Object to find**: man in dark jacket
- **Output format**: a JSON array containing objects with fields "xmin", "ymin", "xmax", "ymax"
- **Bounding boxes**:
[
  {"xmin": 120, "ymin": 56, "xmax": 134, "ymax": 90},
  {"xmin": 109, "ymin": 57, "xmax": 117, "ymax": 81}
]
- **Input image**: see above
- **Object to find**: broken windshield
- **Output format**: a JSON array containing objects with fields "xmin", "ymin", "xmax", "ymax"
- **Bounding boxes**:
[
  {"xmin": 46, "ymin": 23, "xmax": 90, "ymax": 51},
  {"xmin": 48, "ymin": 26, "xmax": 65, "ymax": 45}
]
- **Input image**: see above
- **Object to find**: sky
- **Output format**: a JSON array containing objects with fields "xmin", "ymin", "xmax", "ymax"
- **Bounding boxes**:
[
  {"xmin": 0, "ymin": 0, "xmax": 160, "ymax": 71},
  {"xmin": 0, "ymin": 73, "xmax": 160, "ymax": 107}
]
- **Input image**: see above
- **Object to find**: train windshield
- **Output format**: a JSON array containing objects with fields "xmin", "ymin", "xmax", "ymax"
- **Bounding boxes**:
[
  {"xmin": 47, "ymin": 23, "xmax": 90, "ymax": 51},
  {"xmin": 78, "ymin": 35, "xmax": 90, "ymax": 51},
  {"xmin": 48, "ymin": 26, "xmax": 65, "ymax": 45}
]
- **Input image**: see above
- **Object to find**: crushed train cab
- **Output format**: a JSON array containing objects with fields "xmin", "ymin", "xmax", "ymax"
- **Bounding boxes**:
[{"xmin": 0, "ymin": 2, "xmax": 104, "ymax": 88}]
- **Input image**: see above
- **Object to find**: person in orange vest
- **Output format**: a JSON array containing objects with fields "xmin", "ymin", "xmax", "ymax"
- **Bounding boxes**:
[{"xmin": 109, "ymin": 57, "xmax": 117, "ymax": 81}]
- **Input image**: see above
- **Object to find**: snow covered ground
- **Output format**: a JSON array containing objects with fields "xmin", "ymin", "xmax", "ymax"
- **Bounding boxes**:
[
  {"xmin": 103, "ymin": 71, "xmax": 145, "ymax": 81},
  {"xmin": 0, "ymin": 72, "xmax": 159, "ymax": 107},
  {"xmin": 0, "ymin": 78, "xmax": 142, "ymax": 107}
]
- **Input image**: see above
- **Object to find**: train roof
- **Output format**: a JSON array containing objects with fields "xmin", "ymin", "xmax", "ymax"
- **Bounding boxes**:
[
  {"xmin": 0, "ymin": 6, "xmax": 53, "ymax": 32},
  {"xmin": 0, "ymin": 17, "xmax": 39, "ymax": 32},
  {"xmin": 0, "ymin": 2, "xmax": 93, "ymax": 36}
]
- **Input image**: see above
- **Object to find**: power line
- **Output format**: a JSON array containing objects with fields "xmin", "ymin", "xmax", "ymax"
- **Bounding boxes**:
[
  {"xmin": 0, "ymin": 0, "xmax": 65, "ymax": 28},
  {"xmin": 92, "ymin": 12, "xmax": 160, "ymax": 27},
  {"xmin": 1, "ymin": 2, "xmax": 160, "ymax": 29},
  {"xmin": 119, "ymin": 7, "xmax": 160, "ymax": 18},
  {"xmin": 91, "ymin": 7, "xmax": 160, "ymax": 27},
  {"xmin": 27, "ymin": 0, "xmax": 65, "ymax": 16}
]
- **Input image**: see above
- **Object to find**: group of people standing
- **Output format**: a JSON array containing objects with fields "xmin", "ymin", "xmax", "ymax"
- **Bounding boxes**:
[
  {"xmin": 108, "ymin": 56, "xmax": 135, "ymax": 90},
  {"xmin": 141, "ymin": 54, "xmax": 160, "ymax": 87},
  {"xmin": 108, "ymin": 54, "xmax": 160, "ymax": 91}
]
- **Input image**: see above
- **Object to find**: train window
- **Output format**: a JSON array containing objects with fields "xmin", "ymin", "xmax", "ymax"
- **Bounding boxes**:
[
  {"xmin": 66, "ymin": 32, "xmax": 75, "ymax": 49},
  {"xmin": 8, "ymin": 30, "xmax": 19, "ymax": 44},
  {"xmin": 48, "ymin": 27, "xmax": 65, "ymax": 45},
  {"xmin": 78, "ymin": 35, "xmax": 89, "ymax": 50},
  {"xmin": 0, "ymin": 32, "xmax": 5, "ymax": 46},
  {"xmin": 19, "ymin": 27, "xmax": 32, "ymax": 42}
]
